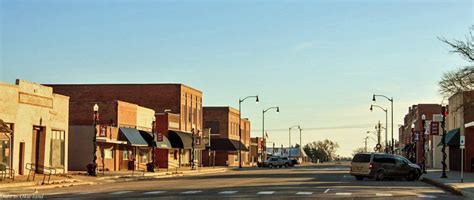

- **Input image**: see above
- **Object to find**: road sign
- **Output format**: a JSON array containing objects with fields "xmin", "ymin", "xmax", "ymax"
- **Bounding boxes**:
[
  {"xmin": 460, "ymin": 136, "xmax": 465, "ymax": 149},
  {"xmin": 433, "ymin": 114, "xmax": 443, "ymax": 122}
]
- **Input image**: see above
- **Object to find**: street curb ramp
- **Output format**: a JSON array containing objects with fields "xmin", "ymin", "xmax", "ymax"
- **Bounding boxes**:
[{"xmin": 421, "ymin": 177, "xmax": 464, "ymax": 196}]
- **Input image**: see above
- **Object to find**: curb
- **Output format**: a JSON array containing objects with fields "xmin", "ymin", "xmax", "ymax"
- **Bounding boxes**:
[{"xmin": 421, "ymin": 177, "xmax": 463, "ymax": 196}]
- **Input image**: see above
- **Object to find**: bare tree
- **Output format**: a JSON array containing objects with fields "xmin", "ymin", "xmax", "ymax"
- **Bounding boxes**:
[
  {"xmin": 438, "ymin": 26, "xmax": 474, "ymax": 97},
  {"xmin": 303, "ymin": 139, "xmax": 339, "ymax": 162},
  {"xmin": 352, "ymin": 147, "xmax": 366, "ymax": 157}
]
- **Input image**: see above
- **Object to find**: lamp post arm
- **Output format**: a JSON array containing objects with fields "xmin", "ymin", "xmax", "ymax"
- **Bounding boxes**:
[
  {"xmin": 371, "ymin": 104, "xmax": 387, "ymax": 112},
  {"xmin": 240, "ymin": 95, "xmax": 258, "ymax": 103},
  {"xmin": 264, "ymin": 107, "xmax": 279, "ymax": 113},
  {"xmin": 374, "ymin": 94, "xmax": 393, "ymax": 102}
]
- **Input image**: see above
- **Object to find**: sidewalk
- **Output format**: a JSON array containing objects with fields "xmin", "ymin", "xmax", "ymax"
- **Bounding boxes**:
[{"xmin": 421, "ymin": 169, "xmax": 474, "ymax": 198}]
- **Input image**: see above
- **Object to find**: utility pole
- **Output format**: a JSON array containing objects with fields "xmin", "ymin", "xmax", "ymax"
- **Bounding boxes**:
[
  {"xmin": 377, "ymin": 121, "xmax": 382, "ymax": 153},
  {"xmin": 364, "ymin": 137, "xmax": 369, "ymax": 152}
]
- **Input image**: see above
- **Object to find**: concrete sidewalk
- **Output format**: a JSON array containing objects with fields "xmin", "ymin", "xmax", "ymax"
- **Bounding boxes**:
[{"xmin": 421, "ymin": 169, "xmax": 474, "ymax": 198}]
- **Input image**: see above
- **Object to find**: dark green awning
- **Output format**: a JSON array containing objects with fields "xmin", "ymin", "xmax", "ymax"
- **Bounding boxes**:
[
  {"xmin": 119, "ymin": 128, "xmax": 148, "ymax": 146},
  {"xmin": 437, "ymin": 128, "xmax": 460, "ymax": 146},
  {"xmin": 139, "ymin": 130, "xmax": 172, "ymax": 149},
  {"xmin": 168, "ymin": 130, "xmax": 193, "ymax": 149}
]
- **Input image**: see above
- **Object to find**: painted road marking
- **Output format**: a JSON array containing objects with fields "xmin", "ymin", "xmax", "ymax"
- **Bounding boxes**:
[
  {"xmin": 418, "ymin": 194, "xmax": 437, "ymax": 199},
  {"xmin": 77, "ymin": 192, "xmax": 94, "ymax": 195},
  {"xmin": 335, "ymin": 193, "xmax": 352, "ymax": 196},
  {"xmin": 219, "ymin": 191, "xmax": 238, "ymax": 195},
  {"xmin": 324, "ymin": 189, "xmax": 330, "ymax": 193},
  {"xmin": 143, "ymin": 191, "xmax": 166, "ymax": 195},
  {"xmin": 296, "ymin": 192, "xmax": 313, "ymax": 195},
  {"xmin": 376, "ymin": 193, "xmax": 393, "ymax": 197},
  {"xmin": 181, "ymin": 191, "xmax": 202, "ymax": 194},
  {"xmin": 257, "ymin": 191, "xmax": 275, "ymax": 195},
  {"xmin": 110, "ymin": 191, "xmax": 132, "ymax": 195}
]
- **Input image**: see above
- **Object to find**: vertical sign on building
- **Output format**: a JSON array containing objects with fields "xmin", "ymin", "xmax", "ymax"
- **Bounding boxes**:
[
  {"xmin": 430, "ymin": 122, "xmax": 439, "ymax": 135},
  {"xmin": 157, "ymin": 132, "xmax": 163, "ymax": 142}
]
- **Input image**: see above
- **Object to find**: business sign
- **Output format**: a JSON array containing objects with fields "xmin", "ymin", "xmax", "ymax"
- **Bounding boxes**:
[
  {"xmin": 99, "ymin": 125, "xmax": 107, "ymax": 137},
  {"xmin": 157, "ymin": 132, "xmax": 163, "ymax": 142},
  {"xmin": 203, "ymin": 128, "xmax": 211, "ymax": 147},
  {"xmin": 430, "ymin": 122, "xmax": 440, "ymax": 135},
  {"xmin": 425, "ymin": 120, "xmax": 432, "ymax": 135},
  {"xmin": 433, "ymin": 114, "xmax": 443, "ymax": 122},
  {"xmin": 460, "ymin": 136, "xmax": 465, "ymax": 149}
]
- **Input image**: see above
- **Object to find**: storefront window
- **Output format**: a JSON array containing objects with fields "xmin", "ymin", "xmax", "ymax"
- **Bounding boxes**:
[
  {"xmin": 50, "ymin": 130, "xmax": 65, "ymax": 167},
  {"xmin": 0, "ymin": 139, "xmax": 10, "ymax": 168},
  {"xmin": 104, "ymin": 147, "xmax": 113, "ymax": 159},
  {"xmin": 139, "ymin": 148, "xmax": 149, "ymax": 163}
]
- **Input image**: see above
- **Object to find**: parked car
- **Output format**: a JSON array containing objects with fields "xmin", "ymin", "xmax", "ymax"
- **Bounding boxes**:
[
  {"xmin": 263, "ymin": 157, "xmax": 292, "ymax": 168},
  {"xmin": 350, "ymin": 153, "xmax": 421, "ymax": 181},
  {"xmin": 280, "ymin": 157, "xmax": 294, "ymax": 167}
]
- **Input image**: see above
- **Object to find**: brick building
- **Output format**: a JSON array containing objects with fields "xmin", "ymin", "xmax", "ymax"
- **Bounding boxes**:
[
  {"xmin": 447, "ymin": 91, "xmax": 474, "ymax": 172},
  {"xmin": 250, "ymin": 137, "xmax": 266, "ymax": 166},
  {"xmin": 201, "ymin": 107, "xmax": 250, "ymax": 167},
  {"xmin": 47, "ymin": 84, "xmax": 204, "ymax": 169},
  {"xmin": 68, "ymin": 100, "xmax": 155, "ymax": 171},
  {"xmin": 400, "ymin": 104, "xmax": 443, "ymax": 169},
  {"xmin": 0, "ymin": 80, "xmax": 69, "ymax": 175}
]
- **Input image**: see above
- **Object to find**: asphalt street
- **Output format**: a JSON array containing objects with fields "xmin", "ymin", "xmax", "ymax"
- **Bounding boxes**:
[{"xmin": 9, "ymin": 164, "xmax": 467, "ymax": 199}]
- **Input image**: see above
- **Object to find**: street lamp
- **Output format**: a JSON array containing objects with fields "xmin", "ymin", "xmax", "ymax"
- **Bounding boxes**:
[
  {"xmin": 372, "ymin": 94, "xmax": 394, "ymax": 153},
  {"xmin": 151, "ymin": 116, "xmax": 156, "ymax": 172},
  {"xmin": 298, "ymin": 126, "xmax": 303, "ymax": 163},
  {"xmin": 410, "ymin": 123, "xmax": 417, "ymax": 164},
  {"xmin": 262, "ymin": 106, "xmax": 279, "ymax": 163},
  {"xmin": 289, "ymin": 125, "xmax": 300, "ymax": 158},
  {"xmin": 421, "ymin": 114, "xmax": 427, "ymax": 174},
  {"xmin": 441, "ymin": 106, "xmax": 448, "ymax": 178},
  {"xmin": 370, "ymin": 104, "xmax": 388, "ymax": 153},
  {"xmin": 239, "ymin": 95, "xmax": 259, "ymax": 168},
  {"xmin": 89, "ymin": 103, "xmax": 99, "ymax": 176}
]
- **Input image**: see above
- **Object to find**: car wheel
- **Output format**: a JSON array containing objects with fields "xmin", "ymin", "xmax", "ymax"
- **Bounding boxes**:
[
  {"xmin": 269, "ymin": 164, "xmax": 273, "ymax": 168},
  {"xmin": 375, "ymin": 170, "xmax": 384, "ymax": 181},
  {"xmin": 355, "ymin": 176, "xmax": 364, "ymax": 181},
  {"xmin": 407, "ymin": 171, "xmax": 417, "ymax": 181},
  {"xmin": 285, "ymin": 163, "xmax": 289, "ymax": 168}
]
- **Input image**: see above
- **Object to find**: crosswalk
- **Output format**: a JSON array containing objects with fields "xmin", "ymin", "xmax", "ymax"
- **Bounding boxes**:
[{"xmin": 54, "ymin": 190, "xmax": 440, "ymax": 198}]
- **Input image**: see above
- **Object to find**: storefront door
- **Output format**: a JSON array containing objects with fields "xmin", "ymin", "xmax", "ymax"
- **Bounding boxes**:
[{"xmin": 32, "ymin": 127, "xmax": 46, "ymax": 173}]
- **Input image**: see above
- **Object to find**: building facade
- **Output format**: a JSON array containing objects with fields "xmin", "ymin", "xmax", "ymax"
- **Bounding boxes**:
[
  {"xmin": 202, "ymin": 107, "xmax": 250, "ymax": 167},
  {"xmin": 0, "ymin": 80, "xmax": 69, "ymax": 175},
  {"xmin": 400, "ymin": 104, "xmax": 443, "ymax": 169},
  {"xmin": 68, "ymin": 100, "xmax": 155, "ymax": 171},
  {"xmin": 447, "ymin": 91, "xmax": 474, "ymax": 172},
  {"xmin": 48, "ymin": 84, "xmax": 204, "ymax": 169}
]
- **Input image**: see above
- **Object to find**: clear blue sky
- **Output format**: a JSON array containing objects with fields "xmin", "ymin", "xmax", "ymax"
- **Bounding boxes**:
[{"xmin": 1, "ymin": 0, "xmax": 473, "ymax": 156}]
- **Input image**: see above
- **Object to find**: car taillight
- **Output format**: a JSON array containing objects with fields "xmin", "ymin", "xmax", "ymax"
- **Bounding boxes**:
[{"xmin": 369, "ymin": 163, "xmax": 374, "ymax": 169}]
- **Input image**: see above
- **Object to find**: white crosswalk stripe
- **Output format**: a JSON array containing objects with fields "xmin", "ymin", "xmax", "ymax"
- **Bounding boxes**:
[
  {"xmin": 257, "ymin": 191, "xmax": 275, "ymax": 195},
  {"xmin": 418, "ymin": 194, "xmax": 437, "ymax": 199},
  {"xmin": 218, "ymin": 191, "xmax": 238, "ymax": 194},
  {"xmin": 296, "ymin": 192, "xmax": 313, "ymax": 195},
  {"xmin": 335, "ymin": 192, "xmax": 352, "ymax": 196},
  {"xmin": 376, "ymin": 193, "xmax": 393, "ymax": 197},
  {"xmin": 181, "ymin": 191, "xmax": 202, "ymax": 194},
  {"xmin": 110, "ymin": 191, "xmax": 132, "ymax": 195},
  {"xmin": 143, "ymin": 191, "xmax": 166, "ymax": 195}
]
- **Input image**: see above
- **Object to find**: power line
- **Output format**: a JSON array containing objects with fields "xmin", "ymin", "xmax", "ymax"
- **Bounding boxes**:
[{"xmin": 252, "ymin": 123, "xmax": 375, "ymax": 132}]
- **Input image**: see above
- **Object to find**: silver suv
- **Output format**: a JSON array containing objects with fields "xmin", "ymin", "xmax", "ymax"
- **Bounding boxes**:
[{"xmin": 263, "ymin": 157, "xmax": 292, "ymax": 168}]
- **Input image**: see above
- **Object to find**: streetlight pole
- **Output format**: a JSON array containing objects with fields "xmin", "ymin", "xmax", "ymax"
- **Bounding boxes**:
[
  {"xmin": 289, "ymin": 125, "xmax": 300, "ymax": 157},
  {"xmin": 262, "ymin": 106, "xmax": 279, "ymax": 163},
  {"xmin": 370, "ymin": 104, "xmax": 388, "ymax": 153},
  {"xmin": 441, "ymin": 106, "xmax": 448, "ymax": 178},
  {"xmin": 299, "ymin": 126, "xmax": 303, "ymax": 163},
  {"xmin": 239, "ymin": 95, "xmax": 259, "ymax": 168},
  {"xmin": 373, "ymin": 94, "xmax": 394, "ymax": 153},
  {"xmin": 90, "ymin": 104, "xmax": 99, "ymax": 176},
  {"xmin": 421, "ymin": 114, "xmax": 427, "ymax": 174},
  {"xmin": 411, "ymin": 123, "xmax": 417, "ymax": 163},
  {"xmin": 151, "ymin": 116, "xmax": 156, "ymax": 172}
]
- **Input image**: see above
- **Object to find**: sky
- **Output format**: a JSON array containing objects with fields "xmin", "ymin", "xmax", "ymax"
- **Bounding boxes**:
[{"xmin": 1, "ymin": 0, "xmax": 473, "ymax": 157}]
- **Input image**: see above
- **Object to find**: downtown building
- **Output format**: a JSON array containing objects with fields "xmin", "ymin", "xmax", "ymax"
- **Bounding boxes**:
[
  {"xmin": 67, "ymin": 100, "xmax": 155, "ymax": 171},
  {"xmin": 0, "ymin": 80, "xmax": 69, "ymax": 175},
  {"xmin": 48, "ymin": 83, "xmax": 205, "ymax": 170},
  {"xmin": 446, "ymin": 91, "xmax": 474, "ymax": 172},
  {"xmin": 399, "ymin": 104, "xmax": 443, "ymax": 169},
  {"xmin": 201, "ymin": 107, "xmax": 251, "ymax": 167}
]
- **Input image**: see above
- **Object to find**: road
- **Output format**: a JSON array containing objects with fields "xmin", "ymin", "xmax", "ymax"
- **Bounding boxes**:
[{"xmin": 10, "ymin": 163, "xmax": 466, "ymax": 199}]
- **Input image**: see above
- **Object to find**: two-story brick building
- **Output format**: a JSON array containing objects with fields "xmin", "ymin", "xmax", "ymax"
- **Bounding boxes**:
[
  {"xmin": 68, "ymin": 100, "xmax": 155, "ymax": 171},
  {"xmin": 400, "ymin": 104, "xmax": 443, "ymax": 169},
  {"xmin": 202, "ymin": 107, "xmax": 250, "ymax": 167},
  {"xmin": 47, "ymin": 84, "xmax": 204, "ymax": 169}
]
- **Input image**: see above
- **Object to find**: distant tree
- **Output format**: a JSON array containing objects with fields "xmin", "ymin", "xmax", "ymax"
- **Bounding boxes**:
[
  {"xmin": 438, "ymin": 26, "xmax": 474, "ymax": 98},
  {"xmin": 352, "ymin": 147, "xmax": 366, "ymax": 157},
  {"xmin": 303, "ymin": 139, "xmax": 339, "ymax": 162}
]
